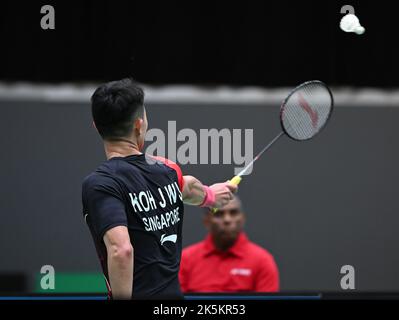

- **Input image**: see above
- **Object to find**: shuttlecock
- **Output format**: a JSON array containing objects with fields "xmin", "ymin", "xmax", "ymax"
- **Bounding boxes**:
[{"xmin": 340, "ymin": 14, "xmax": 365, "ymax": 35}]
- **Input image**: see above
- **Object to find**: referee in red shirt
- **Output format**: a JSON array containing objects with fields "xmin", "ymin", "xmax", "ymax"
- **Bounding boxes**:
[{"xmin": 179, "ymin": 195, "xmax": 279, "ymax": 293}]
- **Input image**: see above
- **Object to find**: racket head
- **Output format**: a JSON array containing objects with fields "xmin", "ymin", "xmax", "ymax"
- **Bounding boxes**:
[{"xmin": 280, "ymin": 80, "xmax": 334, "ymax": 141}]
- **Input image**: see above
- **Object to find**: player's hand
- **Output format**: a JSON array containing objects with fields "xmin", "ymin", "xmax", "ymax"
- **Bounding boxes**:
[{"xmin": 209, "ymin": 181, "xmax": 238, "ymax": 209}]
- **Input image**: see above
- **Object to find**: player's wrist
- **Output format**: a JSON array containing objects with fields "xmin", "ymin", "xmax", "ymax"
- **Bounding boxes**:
[{"xmin": 199, "ymin": 185, "xmax": 216, "ymax": 207}]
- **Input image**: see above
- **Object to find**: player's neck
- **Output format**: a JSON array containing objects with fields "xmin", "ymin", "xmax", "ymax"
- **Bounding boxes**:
[{"xmin": 104, "ymin": 139, "xmax": 142, "ymax": 160}]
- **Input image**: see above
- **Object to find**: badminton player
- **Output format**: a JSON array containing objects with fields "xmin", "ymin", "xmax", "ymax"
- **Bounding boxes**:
[{"xmin": 82, "ymin": 78, "xmax": 237, "ymax": 299}]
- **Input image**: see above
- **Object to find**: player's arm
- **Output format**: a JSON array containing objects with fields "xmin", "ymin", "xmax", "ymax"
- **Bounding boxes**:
[
  {"xmin": 103, "ymin": 226, "xmax": 133, "ymax": 300},
  {"xmin": 182, "ymin": 175, "xmax": 237, "ymax": 208}
]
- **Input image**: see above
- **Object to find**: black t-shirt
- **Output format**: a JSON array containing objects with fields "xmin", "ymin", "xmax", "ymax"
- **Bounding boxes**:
[{"xmin": 82, "ymin": 154, "xmax": 185, "ymax": 299}]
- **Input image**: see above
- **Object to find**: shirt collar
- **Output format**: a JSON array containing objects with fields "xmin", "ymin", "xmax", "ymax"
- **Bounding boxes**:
[{"xmin": 203, "ymin": 232, "xmax": 248, "ymax": 258}]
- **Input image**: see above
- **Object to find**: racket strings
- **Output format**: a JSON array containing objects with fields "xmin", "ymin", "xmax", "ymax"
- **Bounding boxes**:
[{"xmin": 281, "ymin": 82, "xmax": 333, "ymax": 140}]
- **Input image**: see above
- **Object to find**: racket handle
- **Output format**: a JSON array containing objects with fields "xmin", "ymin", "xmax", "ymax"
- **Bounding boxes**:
[
  {"xmin": 211, "ymin": 175, "xmax": 242, "ymax": 214},
  {"xmin": 230, "ymin": 175, "xmax": 242, "ymax": 186}
]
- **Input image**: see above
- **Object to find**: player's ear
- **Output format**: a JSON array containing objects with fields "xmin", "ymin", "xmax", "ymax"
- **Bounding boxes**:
[{"xmin": 134, "ymin": 117, "xmax": 144, "ymax": 135}]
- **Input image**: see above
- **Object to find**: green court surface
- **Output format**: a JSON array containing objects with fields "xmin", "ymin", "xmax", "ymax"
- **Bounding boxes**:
[{"xmin": 35, "ymin": 273, "xmax": 107, "ymax": 293}]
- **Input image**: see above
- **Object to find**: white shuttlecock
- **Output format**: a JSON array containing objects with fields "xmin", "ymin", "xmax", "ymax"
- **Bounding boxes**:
[{"xmin": 340, "ymin": 14, "xmax": 365, "ymax": 35}]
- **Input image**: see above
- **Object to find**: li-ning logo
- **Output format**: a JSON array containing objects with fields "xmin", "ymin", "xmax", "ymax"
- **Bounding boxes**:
[
  {"xmin": 298, "ymin": 92, "xmax": 319, "ymax": 129},
  {"xmin": 160, "ymin": 234, "xmax": 177, "ymax": 245},
  {"xmin": 230, "ymin": 268, "xmax": 252, "ymax": 276}
]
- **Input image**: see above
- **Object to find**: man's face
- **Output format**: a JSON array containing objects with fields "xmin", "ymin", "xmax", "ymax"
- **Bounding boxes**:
[{"xmin": 204, "ymin": 197, "xmax": 245, "ymax": 243}]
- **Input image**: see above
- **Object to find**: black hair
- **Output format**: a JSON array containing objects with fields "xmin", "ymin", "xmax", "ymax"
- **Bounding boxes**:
[{"xmin": 91, "ymin": 78, "xmax": 145, "ymax": 140}]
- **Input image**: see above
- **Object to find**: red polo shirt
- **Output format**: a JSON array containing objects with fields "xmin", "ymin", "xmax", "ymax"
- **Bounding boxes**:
[{"xmin": 179, "ymin": 233, "xmax": 279, "ymax": 292}]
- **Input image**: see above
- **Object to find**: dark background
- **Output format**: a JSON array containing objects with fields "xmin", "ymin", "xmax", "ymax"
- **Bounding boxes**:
[{"xmin": 0, "ymin": 0, "xmax": 398, "ymax": 87}]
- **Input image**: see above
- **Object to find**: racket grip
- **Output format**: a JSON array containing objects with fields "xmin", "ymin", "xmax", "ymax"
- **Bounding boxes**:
[
  {"xmin": 211, "ymin": 176, "xmax": 242, "ymax": 214},
  {"xmin": 230, "ymin": 175, "xmax": 242, "ymax": 186}
]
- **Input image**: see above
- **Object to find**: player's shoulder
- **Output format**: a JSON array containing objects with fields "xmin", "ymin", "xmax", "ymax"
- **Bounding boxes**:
[
  {"xmin": 82, "ymin": 172, "xmax": 105, "ymax": 192},
  {"xmin": 148, "ymin": 155, "xmax": 184, "ymax": 189},
  {"xmin": 149, "ymin": 155, "xmax": 176, "ymax": 165},
  {"xmin": 82, "ymin": 171, "xmax": 100, "ymax": 185},
  {"xmin": 82, "ymin": 162, "xmax": 121, "ymax": 190},
  {"xmin": 148, "ymin": 155, "xmax": 181, "ymax": 171}
]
